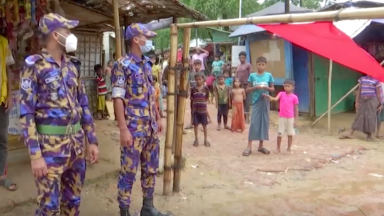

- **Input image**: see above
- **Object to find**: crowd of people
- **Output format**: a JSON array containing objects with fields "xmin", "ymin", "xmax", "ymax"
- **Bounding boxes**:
[{"xmin": 147, "ymin": 45, "xmax": 301, "ymax": 156}]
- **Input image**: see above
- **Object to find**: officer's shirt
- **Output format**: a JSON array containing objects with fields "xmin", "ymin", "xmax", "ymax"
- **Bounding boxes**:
[
  {"xmin": 111, "ymin": 53, "xmax": 157, "ymax": 136},
  {"xmin": 19, "ymin": 49, "xmax": 98, "ymax": 160}
]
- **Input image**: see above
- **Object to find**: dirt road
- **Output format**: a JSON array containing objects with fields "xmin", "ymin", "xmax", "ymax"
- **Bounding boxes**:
[{"xmin": 5, "ymin": 103, "xmax": 384, "ymax": 216}]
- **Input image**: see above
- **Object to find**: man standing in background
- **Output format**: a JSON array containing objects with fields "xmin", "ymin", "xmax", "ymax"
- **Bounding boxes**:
[
  {"xmin": 191, "ymin": 46, "xmax": 209, "ymax": 76},
  {"xmin": 236, "ymin": 51, "xmax": 253, "ymax": 124},
  {"xmin": 0, "ymin": 34, "xmax": 16, "ymax": 191}
]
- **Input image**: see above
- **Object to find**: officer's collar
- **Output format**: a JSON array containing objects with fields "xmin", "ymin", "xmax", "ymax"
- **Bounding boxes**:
[
  {"xmin": 127, "ymin": 53, "xmax": 150, "ymax": 63},
  {"xmin": 41, "ymin": 48, "xmax": 72, "ymax": 64}
]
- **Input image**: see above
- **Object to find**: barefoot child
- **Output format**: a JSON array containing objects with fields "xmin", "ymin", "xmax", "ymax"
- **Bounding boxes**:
[
  {"xmin": 95, "ymin": 64, "xmax": 108, "ymax": 120},
  {"xmin": 223, "ymin": 69, "xmax": 233, "ymax": 87},
  {"xmin": 185, "ymin": 59, "xmax": 206, "ymax": 129},
  {"xmin": 191, "ymin": 73, "xmax": 211, "ymax": 147},
  {"xmin": 264, "ymin": 79, "xmax": 299, "ymax": 153},
  {"xmin": 215, "ymin": 74, "xmax": 231, "ymax": 130},
  {"xmin": 231, "ymin": 78, "xmax": 246, "ymax": 132},
  {"xmin": 243, "ymin": 56, "xmax": 275, "ymax": 156}
]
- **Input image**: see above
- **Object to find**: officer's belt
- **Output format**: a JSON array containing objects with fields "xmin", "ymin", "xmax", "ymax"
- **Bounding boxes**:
[{"xmin": 36, "ymin": 123, "xmax": 81, "ymax": 135}]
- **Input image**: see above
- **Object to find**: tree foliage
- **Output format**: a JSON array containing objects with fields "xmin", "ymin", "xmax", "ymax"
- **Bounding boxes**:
[{"xmin": 153, "ymin": 0, "xmax": 327, "ymax": 50}]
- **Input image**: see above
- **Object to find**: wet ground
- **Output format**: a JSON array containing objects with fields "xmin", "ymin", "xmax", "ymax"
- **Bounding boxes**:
[{"xmin": 3, "ymin": 101, "xmax": 384, "ymax": 216}]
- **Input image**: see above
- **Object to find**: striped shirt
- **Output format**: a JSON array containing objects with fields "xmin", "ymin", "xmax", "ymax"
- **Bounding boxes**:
[
  {"xmin": 96, "ymin": 75, "xmax": 107, "ymax": 95},
  {"xmin": 191, "ymin": 85, "xmax": 209, "ymax": 114},
  {"xmin": 359, "ymin": 76, "xmax": 380, "ymax": 98}
]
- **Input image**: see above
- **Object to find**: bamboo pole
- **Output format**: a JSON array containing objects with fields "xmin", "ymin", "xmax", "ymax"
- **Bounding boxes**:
[
  {"xmin": 173, "ymin": 28, "xmax": 191, "ymax": 193},
  {"xmin": 311, "ymin": 84, "xmax": 358, "ymax": 126},
  {"xmin": 163, "ymin": 24, "xmax": 178, "ymax": 196},
  {"xmin": 176, "ymin": 7, "xmax": 384, "ymax": 28},
  {"xmin": 113, "ymin": 0, "xmax": 122, "ymax": 59},
  {"xmin": 327, "ymin": 60, "xmax": 333, "ymax": 134},
  {"xmin": 311, "ymin": 59, "xmax": 384, "ymax": 126}
]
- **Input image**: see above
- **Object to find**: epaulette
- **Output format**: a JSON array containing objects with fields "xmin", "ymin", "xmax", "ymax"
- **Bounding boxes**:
[
  {"xmin": 24, "ymin": 54, "xmax": 43, "ymax": 67},
  {"xmin": 119, "ymin": 56, "xmax": 132, "ymax": 68}
]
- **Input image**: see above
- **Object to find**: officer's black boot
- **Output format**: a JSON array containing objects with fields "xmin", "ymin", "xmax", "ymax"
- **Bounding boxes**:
[
  {"xmin": 140, "ymin": 198, "xmax": 170, "ymax": 216},
  {"xmin": 120, "ymin": 208, "xmax": 131, "ymax": 216}
]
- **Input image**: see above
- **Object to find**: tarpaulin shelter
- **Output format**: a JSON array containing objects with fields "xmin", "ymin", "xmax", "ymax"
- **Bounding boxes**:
[{"xmin": 258, "ymin": 22, "xmax": 384, "ymax": 82}]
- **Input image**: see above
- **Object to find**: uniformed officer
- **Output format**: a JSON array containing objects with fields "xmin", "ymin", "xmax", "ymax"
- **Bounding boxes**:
[
  {"xmin": 19, "ymin": 13, "xmax": 99, "ymax": 216},
  {"xmin": 111, "ymin": 23, "xmax": 170, "ymax": 216}
]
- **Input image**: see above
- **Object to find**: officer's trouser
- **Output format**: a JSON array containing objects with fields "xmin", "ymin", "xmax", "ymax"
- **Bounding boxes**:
[
  {"xmin": 35, "ymin": 148, "xmax": 86, "ymax": 216},
  {"xmin": 117, "ymin": 129, "xmax": 160, "ymax": 208}
]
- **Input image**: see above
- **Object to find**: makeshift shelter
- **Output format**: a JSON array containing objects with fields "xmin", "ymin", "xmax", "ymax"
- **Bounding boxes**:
[
  {"xmin": 229, "ymin": 2, "xmax": 314, "ymax": 114},
  {"xmin": 165, "ymin": 6, "xmax": 384, "ymax": 195}
]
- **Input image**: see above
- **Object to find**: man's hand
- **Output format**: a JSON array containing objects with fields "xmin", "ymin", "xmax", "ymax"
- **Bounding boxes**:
[
  {"xmin": 5, "ymin": 96, "xmax": 13, "ymax": 112},
  {"xmin": 31, "ymin": 158, "xmax": 48, "ymax": 178},
  {"xmin": 378, "ymin": 104, "xmax": 383, "ymax": 112},
  {"xmin": 120, "ymin": 127, "xmax": 133, "ymax": 147},
  {"xmin": 157, "ymin": 118, "xmax": 163, "ymax": 134},
  {"xmin": 88, "ymin": 144, "xmax": 99, "ymax": 164}
]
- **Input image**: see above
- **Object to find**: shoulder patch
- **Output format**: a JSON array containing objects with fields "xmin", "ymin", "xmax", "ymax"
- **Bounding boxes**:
[
  {"xmin": 25, "ymin": 55, "xmax": 43, "ymax": 67},
  {"xmin": 119, "ymin": 57, "xmax": 132, "ymax": 68}
]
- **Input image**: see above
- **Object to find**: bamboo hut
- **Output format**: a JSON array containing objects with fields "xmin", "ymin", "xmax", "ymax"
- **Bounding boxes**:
[{"xmin": 168, "ymin": 7, "xmax": 384, "ymax": 194}]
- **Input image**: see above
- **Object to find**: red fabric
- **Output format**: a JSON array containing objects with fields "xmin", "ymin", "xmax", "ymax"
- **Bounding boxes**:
[{"xmin": 258, "ymin": 22, "xmax": 384, "ymax": 82}]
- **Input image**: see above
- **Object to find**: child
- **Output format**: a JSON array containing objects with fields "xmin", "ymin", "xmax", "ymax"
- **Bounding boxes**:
[
  {"xmin": 263, "ymin": 79, "xmax": 299, "ymax": 153},
  {"xmin": 215, "ymin": 74, "xmax": 231, "ymax": 130},
  {"xmin": 191, "ymin": 73, "xmax": 211, "ymax": 147},
  {"xmin": 185, "ymin": 59, "xmax": 206, "ymax": 129},
  {"xmin": 231, "ymin": 78, "xmax": 246, "ymax": 132},
  {"xmin": 95, "ymin": 64, "xmax": 108, "ymax": 120},
  {"xmin": 212, "ymin": 54, "xmax": 225, "ymax": 82},
  {"xmin": 206, "ymin": 74, "xmax": 215, "ymax": 103},
  {"xmin": 243, "ymin": 56, "xmax": 275, "ymax": 156},
  {"xmin": 223, "ymin": 69, "xmax": 233, "ymax": 87},
  {"xmin": 152, "ymin": 75, "xmax": 161, "ymax": 113}
]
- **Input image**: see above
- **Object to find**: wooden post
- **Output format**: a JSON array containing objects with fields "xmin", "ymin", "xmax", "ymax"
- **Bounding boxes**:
[
  {"xmin": 113, "ymin": 0, "xmax": 122, "ymax": 59},
  {"xmin": 285, "ymin": 0, "xmax": 290, "ymax": 13},
  {"xmin": 327, "ymin": 60, "xmax": 333, "ymax": 134},
  {"xmin": 163, "ymin": 24, "xmax": 178, "ymax": 196},
  {"xmin": 173, "ymin": 28, "xmax": 191, "ymax": 193}
]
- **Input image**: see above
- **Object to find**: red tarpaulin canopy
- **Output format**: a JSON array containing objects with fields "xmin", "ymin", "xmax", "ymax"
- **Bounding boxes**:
[{"xmin": 257, "ymin": 22, "xmax": 384, "ymax": 82}]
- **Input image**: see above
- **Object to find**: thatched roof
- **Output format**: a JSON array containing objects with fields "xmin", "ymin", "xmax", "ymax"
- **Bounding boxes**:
[{"xmin": 68, "ymin": 0, "xmax": 207, "ymax": 25}]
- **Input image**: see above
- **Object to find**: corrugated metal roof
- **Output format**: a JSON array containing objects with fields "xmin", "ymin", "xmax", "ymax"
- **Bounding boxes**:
[
  {"xmin": 229, "ymin": 2, "xmax": 311, "ymax": 37},
  {"xmin": 246, "ymin": 2, "xmax": 312, "ymax": 17}
]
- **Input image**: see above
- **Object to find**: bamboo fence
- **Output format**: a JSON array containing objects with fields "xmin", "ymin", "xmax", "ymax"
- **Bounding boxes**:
[
  {"xmin": 173, "ymin": 28, "xmax": 192, "ymax": 192},
  {"xmin": 163, "ymin": 24, "xmax": 178, "ymax": 196}
]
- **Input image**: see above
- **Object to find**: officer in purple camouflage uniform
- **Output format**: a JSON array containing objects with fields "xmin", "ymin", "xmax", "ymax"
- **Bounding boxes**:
[
  {"xmin": 112, "ymin": 23, "xmax": 170, "ymax": 216},
  {"xmin": 19, "ymin": 13, "xmax": 99, "ymax": 216}
]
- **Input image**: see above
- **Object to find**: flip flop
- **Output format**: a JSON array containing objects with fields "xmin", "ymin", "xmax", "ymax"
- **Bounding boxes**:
[
  {"xmin": 204, "ymin": 140, "xmax": 211, "ymax": 147},
  {"xmin": 365, "ymin": 137, "xmax": 374, "ymax": 141},
  {"xmin": 339, "ymin": 135, "xmax": 353, "ymax": 139},
  {"xmin": 242, "ymin": 149, "xmax": 252, "ymax": 156},
  {"xmin": 0, "ymin": 179, "xmax": 17, "ymax": 191},
  {"xmin": 376, "ymin": 136, "xmax": 384, "ymax": 139},
  {"xmin": 193, "ymin": 140, "xmax": 199, "ymax": 147},
  {"xmin": 258, "ymin": 147, "xmax": 270, "ymax": 155},
  {"xmin": 185, "ymin": 125, "xmax": 193, "ymax": 130}
]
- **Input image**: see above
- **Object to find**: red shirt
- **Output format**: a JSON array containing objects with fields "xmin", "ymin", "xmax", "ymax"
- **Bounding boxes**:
[
  {"xmin": 206, "ymin": 75, "xmax": 215, "ymax": 86},
  {"xmin": 96, "ymin": 75, "xmax": 107, "ymax": 95}
]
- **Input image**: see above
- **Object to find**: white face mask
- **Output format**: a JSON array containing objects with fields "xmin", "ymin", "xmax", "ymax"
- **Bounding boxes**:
[
  {"xmin": 140, "ymin": 40, "xmax": 153, "ymax": 53},
  {"xmin": 56, "ymin": 32, "xmax": 78, "ymax": 53}
]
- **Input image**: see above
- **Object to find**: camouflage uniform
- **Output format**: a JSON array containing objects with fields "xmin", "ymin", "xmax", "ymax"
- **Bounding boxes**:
[
  {"xmin": 19, "ymin": 13, "xmax": 97, "ymax": 216},
  {"xmin": 112, "ymin": 24, "xmax": 168, "ymax": 216}
]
